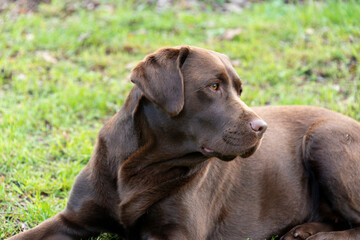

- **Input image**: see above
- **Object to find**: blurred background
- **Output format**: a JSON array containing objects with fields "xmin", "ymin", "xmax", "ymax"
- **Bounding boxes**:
[{"xmin": 0, "ymin": 0, "xmax": 359, "ymax": 239}]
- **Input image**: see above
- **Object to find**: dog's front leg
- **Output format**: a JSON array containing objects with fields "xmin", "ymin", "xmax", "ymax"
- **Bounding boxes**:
[
  {"xmin": 308, "ymin": 228, "xmax": 360, "ymax": 240},
  {"xmin": 8, "ymin": 212, "xmax": 93, "ymax": 240},
  {"xmin": 9, "ymin": 167, "xmax": 123, "ymax": 240}
]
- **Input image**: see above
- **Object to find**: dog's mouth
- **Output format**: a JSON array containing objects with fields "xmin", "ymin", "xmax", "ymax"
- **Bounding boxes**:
[
  {"xmin": 200, "ymin": 147, "xmax": 235, "ymax": 161},
  {"xmin": 200, "ymin": 145, "xmax": 258, "ymax": 161}
]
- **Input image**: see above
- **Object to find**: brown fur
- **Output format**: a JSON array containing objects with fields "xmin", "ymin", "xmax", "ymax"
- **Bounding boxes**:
[{"xmin": 9, "ymin": 46, "xmax": 360, "ymax": 240}]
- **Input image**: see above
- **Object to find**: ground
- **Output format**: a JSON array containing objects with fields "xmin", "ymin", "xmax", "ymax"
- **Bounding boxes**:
[{"xmin": 0, "ymin": 0, "xmax": 359, "ymax": 239}]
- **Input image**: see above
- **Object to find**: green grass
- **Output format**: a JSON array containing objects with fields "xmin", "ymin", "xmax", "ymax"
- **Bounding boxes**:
[{"xmin": 1, "ymin": 0, "xmax": 359, "ymax": 239}]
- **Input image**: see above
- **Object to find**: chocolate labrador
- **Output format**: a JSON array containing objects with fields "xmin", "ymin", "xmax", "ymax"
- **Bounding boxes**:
[{"xmin": 10, "ymin": 46, "xmax": 360, "ymax": 240}]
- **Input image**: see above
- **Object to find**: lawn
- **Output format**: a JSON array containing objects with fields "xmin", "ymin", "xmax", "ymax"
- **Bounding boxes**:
[{"xmin": 0, "ymin": 0, "xmax": 359, "ymax": 239}]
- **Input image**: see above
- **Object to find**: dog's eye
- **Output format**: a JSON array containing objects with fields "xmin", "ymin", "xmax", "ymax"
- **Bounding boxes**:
[
  {"xmin": 239, "ymin": 88, "xmax": 243, "ymax": 96},
  {"xmin": 209, "ymin": 83, "xmax": 220, "ymax": 91}
]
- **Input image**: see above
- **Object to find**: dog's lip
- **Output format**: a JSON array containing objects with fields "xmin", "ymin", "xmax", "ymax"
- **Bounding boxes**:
[
  {"xmin": 200, "ymin": 146, "xmax": 237, "ymax": 161},
  {"xmin": 200, "ymin": 142, "xmax": 259, "ymax": 160},
  {"xmin": 202, "ymin": 146, "xmax": 214, "ymax": 153},
  {"xmin": 200, "ymin": 146, "xmax": 218, "ymax": 158}
]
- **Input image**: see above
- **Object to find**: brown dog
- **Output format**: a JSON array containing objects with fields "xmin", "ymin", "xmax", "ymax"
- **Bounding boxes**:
[{"xmin": 10, "ymin": 46, "xmax": 360, "ymax": 240}]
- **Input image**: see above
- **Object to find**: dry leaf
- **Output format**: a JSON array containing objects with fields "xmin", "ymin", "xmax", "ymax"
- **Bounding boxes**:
[
  {"xmin": 231, "ymin": 59, "xmax": 242, "ymax": 67},
  {"xmin": 306, "ymin": 28, "xmax": 314, "ymax": 35},
  {"xmin": 40, "ymin": 51, "xmax": 57, "ymax": 64},
  {"xmin": 220, "ymin": 28, "xmax": 243, "ymax": 41}
]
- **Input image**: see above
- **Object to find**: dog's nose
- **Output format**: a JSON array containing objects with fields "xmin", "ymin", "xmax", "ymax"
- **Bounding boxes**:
[{"xmin": 250, "ymin": 119, "xmax": 267, "ymax": 135}]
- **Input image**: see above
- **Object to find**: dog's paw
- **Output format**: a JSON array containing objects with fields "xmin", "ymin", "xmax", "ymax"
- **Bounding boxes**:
[
  {"xmin": 280, "ymin": 222, "xmax": 333, "ymax": 240},
  {"xmin": 280, "ymin": 229, "xmax": 311, "ymax": 240}
]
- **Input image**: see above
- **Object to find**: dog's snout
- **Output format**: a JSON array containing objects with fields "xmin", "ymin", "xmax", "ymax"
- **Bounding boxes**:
[{"xmin": 250, "ymin": 119, "xmax": 267, "ymax": 135}]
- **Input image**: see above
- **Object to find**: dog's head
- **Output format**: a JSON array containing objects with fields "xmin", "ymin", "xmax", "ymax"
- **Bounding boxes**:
[{"xmin": 130, "ymin": 46, "xmax": 267, "ymax": 161}]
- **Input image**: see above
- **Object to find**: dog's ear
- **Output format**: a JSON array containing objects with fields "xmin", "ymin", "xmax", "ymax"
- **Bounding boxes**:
[{"xmin": 130, "ymin": 46, "xmax": 190, "ymax": 117}]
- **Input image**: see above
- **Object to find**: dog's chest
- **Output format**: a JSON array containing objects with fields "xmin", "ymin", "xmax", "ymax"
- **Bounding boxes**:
[{"xmin": 137, "ymin": 158, "xmax": 311, "ymax": 240}]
